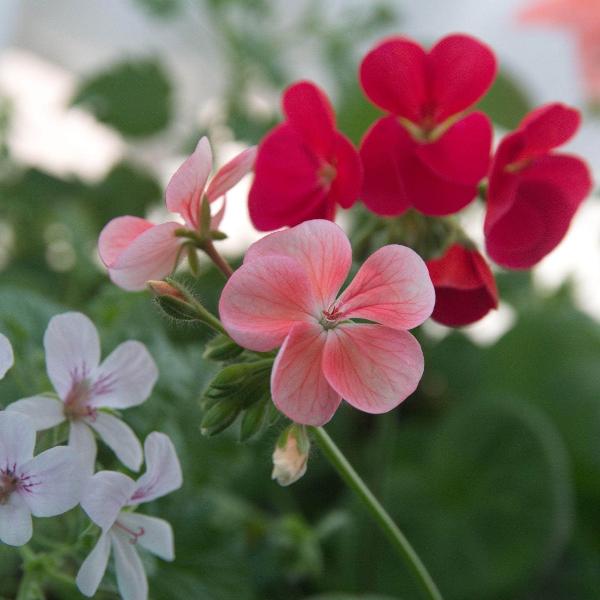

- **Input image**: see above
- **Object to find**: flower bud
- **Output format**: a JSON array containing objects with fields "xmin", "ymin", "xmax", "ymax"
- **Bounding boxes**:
[
  {"xmin": 200, "ymin": 399, "xmax": 241, "ymax": 436},
  {"xmin": 272, "ymin": 425, "xmax": 310, "ymax": 486},
  {"xmin": 203, "ymin": 334, "xmax": 244, "ymax": 361},
  {"xmin": 147, "ymin": 280, "xmax": 186, "ymax": 300}
]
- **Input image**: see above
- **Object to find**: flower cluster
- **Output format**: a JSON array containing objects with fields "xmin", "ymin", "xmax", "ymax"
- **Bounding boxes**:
[{"xmin": 1, "ymin": 314, "xmax": 182, "ymax": 600}]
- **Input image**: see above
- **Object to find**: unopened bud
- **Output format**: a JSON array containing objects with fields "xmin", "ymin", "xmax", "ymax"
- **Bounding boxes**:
[
  {"xmin": 200, "ymin": 400, "xmax": 240, "ymax": 436},
  {"xmin": 239, "ymin": 400, "xmax": 268, "ymax": 442},
  {"xmin": 272, "ymin": 425, "xmax": 310, "ymax": 486},
  {"xmin": 203, "ymin": 334, "xmax": 244, "ymax": 361},
  {"xmin": 147, "ymin": 280, "xmax": 186, "ymax": 300}
]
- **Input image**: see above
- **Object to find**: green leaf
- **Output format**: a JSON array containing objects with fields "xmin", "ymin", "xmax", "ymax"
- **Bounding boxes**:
[
  {"xmin": 72, "ymin": 59, "xmax": 172, "ymax": 137},
  {"xmin": 477, "ymin": 70, "xmax": 532, "ymax": 130}
]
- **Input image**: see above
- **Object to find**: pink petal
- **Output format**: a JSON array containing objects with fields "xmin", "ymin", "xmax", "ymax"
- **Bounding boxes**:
[
  {"xmin": 20, "ymin": 446, "xmax": 84, "ymax": 517},
  {"xmin": 81, "ymin": 471, "xmax": 136, "ymax": 530},
  {"xmin": 337, "ymin": 245, "xmax": 435, "ymax": 330},
  {"xmin": 210, "ymin": 196, "xmax": 226, "ymax": 231},
  {"xmin": 129, "ymin": 432, "xmax": 182, "ymax": 505},
  {"xmin": 98, "ymin": 216, "xmax": 154, "ymax": 268},
  {"xmin": 44, "ymin": 312, "xmax": 100, "ymax": 400},
  {"xmin": 429, "ymin": 34, "xmax": 497, "ymax": 123},
  {"xmin": 205, "ymin": 146, "xmax": 257, "ymax": 202},
  {"xmin": 359, "ymin": 36, "xmax": 428, "ymax": 123},
  {"xmin": 271, "ymin": 322, "xmax": 341, "ymax": 426},
  {"xmin": 87, "ymin": 413, "xmax": 143, "ymax": 472},
  {"xmin": 117, "ymin": 513, "xmax": 174, "ymax": 561},
  {"xmin": 248, "ymin": 124, "xmax": 327, "ymax": 231},
  {"xmin": 76, "ymin": 533, "xmax": 111, "ymax": 597},
  {"xmin": 244, "ymin": 219, "xmax": 352, "ymax": 308},
  {"xmin": 282, "ymin": 81, "xmax": 336, "ymax": 159},
  {"xmin": 359, "ymin": 116, "xmax": 414, "ymax": 217},
  {"xmin": 322, "ymin": 324, "xmax": 424, "ymax": 414},
  {"xmin": 91, "ymin": 341, "xmax": 158, "ymax": 410},
  {"xmin": 328, "ymin": 132, "xmax": 363, "ymax": 210},
  {"xmin": 165, "ymin": 136, "xmax": 212, "ymax": 228},
  {"xmin": 0, "ymin": 333, "xmax": 14, "ymax": 379},
  {"xmin": 219, "ymin": 255, "xmax": 318, "ymax": 351},
  {"xmin": 0, "ymin": 412, "xmax": 35, "ymax": 471},
  {"xmin": 107, "ymin": 222, "xmax": 183, "ymax": 291},
  {"xmin": 111, "ymin": 528, "xmax": 148, "ymax": 600},
  {"xmin": 415, "ymin": 112, "xmax": 493, "ymax": 186},
  {"xmin": 0, "ymin": 494, "xmax": 32, "ymax": 546},
  {"xmin": 6, "ymin": 396, "xmax": 65, "ymax": 430}
]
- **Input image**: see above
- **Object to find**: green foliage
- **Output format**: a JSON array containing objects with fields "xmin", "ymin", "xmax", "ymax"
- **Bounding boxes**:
[
  {"xmin": 477, "ymin": 70, "xmax": 532, "ymax": 130},
  {"xmin": 72, "ymin": 59, "xmax": 172, "ymax": 137}
]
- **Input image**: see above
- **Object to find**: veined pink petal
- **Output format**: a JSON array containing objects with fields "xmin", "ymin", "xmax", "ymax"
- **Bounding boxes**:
[
  {"xmin": 69, "ymin": 421, "xmax": 97, "ymax": 476},
  {"xmin": 219, "ymin": 255, "xmax": 318, "ymax": 352},
  {"xmin": 244, "ymin": 220, "xmax": 352, "ymax": 308},
  {"xmin": 205, "ymin": 146, "xmax": 257, "ymax": 201},
  {"xmin": 81, "ymin": 471, "xmax": 136, "ymax": 531},
  {"xmin": 282, "ymin": 81, "xmax": 336, "ymax": 158},
  {"xmin": 111, "ymin": 528, "xmax": 148, "ymax": 600},
  {"xmin": 6, "ymin": 396, "xmax": 65, "ymax": 430},
  {"xmin": 323, "ymin": 324, "xmax": 424, "ymax": 414},
  {"xmin": 98, "ymin": 216, "xmax": 154, "ymax": 268},
  {"xmin": 337, "ymin": 245, "xmax": 435, "ymax": 330},
  {"xmin": 76, "ymin": 533, "xmax": 111, "ymax": 597},
  {"xmin": 271, "ymin": 322, "xmax": 342, "ymax": 426},
  {"xmin": 0, "ymin": 494, "xmax": 32, "ymax": 546},
  {"xmin": 44, "ymin": 312, "xmax": 100, "ymax": 401},
  {"xmin": 0, "ymin": 411, "xmax": 36, "ymax": 467},
  {"xmin": 165, "ymin": 136, "xmax": 212, "ymax": 228},
  {"xmin": 129, "ymin": 432, "xmax": 182, "ymax": 505},
  {"xmin": 91, "ymin": 341, "xmax": 157, "ymax": 410},
  {"xmin": 107, "ymin": 222, "xmax": 183, "ymax": 291},
  {"xmin": 87, "ymin": 413, "xmax": 143, "ymax": 472},
  {"xmin": 20, "ymin": 446, "xmax": 84, "ymax": 517},
  {"xmin": 118, "ymin": 513, "xmax": 174, "ymax": 561},
  {"xmin": 0, "ymin": 333, "xmax": 13, "ymax": 379}
]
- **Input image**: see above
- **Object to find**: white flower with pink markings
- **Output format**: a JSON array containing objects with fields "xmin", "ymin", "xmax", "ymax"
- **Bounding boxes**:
[
  {"xmin": 0, "ymin": 411, "xmax": 84, "ymax": 546},
  {"xmin": 76, "ymin": 432, "xmax": 182, "ymax": 600},
  {"xmin": 7, "ymin": 312, "xmax": 158, "ymax": 472}
]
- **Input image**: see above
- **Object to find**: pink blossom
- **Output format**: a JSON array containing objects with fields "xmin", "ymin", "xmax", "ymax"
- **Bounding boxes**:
[
  {"xmin": 219, "ymin": 220, "xmax": 435, "ymax": 425},
  {"xmin": 76, "ymin": 432, "xmax": 182, "ymax": 600},
  {"xmin": 0, "ymin": 412, "xmax": 84, "ymax": 546},
  {"xmin": 0, "ymin": 333, "xmax": 13, "ymax": 379},
  {"xmin": 98, "ymin": 137, "xmax": 256, "ymax": 291},
  {"xmin": 7, "ymin": 312, "xmax": 157, "ymax": 472}
]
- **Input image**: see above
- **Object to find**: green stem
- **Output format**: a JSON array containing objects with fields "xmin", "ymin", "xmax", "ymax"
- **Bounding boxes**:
[
  {"xmin": 311, "ymin": 426, "xmax": 443, "ymax": 600},
  {"xmin": 201, "ymin": 238, "xmax": 234, "ymax": 279}
]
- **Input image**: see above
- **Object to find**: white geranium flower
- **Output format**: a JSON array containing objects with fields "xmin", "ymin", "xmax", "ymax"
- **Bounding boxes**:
[
  {"xmin": 0, "ymin": 333, "xmax": 13, "ymax": 379},
  {"xmin": 76, "ymin": 432, "xmax": 182, "ymax": 600},
  {"xmin": 7, "ymin": 312, "xmax": 158, "ymax": 472},
  {"xmin": 0, "ymin": 411, "xmax": 84, "ymax": 546}
]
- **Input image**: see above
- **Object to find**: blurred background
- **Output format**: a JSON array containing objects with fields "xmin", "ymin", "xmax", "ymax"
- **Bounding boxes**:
[{"xmin": 0, "ymin": 0, "xmax": 599, "ymax": 598}]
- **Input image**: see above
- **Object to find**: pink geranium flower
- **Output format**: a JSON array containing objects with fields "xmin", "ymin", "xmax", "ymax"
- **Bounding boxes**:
[
  {"xmin": 98, "ymin": 137, "xmax": 256, "ymax": 290},
  {"xmin": 76, "ymin": 432, "xmax": 182, "ymax": 600},
  {"xmin": 0, "ymin": 412, "xmax": 84, "ymax": 546},
  {"xmin": 219, "ymin": 220, "xmax": 435, "ymax": 425},
  {"xmin": 7, "ymin": 312, "xmax": 157, "ymax": 472}
]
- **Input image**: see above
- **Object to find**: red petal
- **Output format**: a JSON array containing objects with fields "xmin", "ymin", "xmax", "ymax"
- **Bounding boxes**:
[
  {"xmin": 282, "ymin": 81, "xmax": 336, "ymax": 159},
  {"xmin": 359, "ymin": 37, "xmax": 428, "ymax": 123},
  {"xmin": 485, "ymin": 155, "xmax": 592, "ymax": 269},
  {"xmin": 427, "ymin": 244, "xmax": 498, "ymax": 326},
  {"xmin": 271, "ymin": 322, "xmax": 341, "ymax": 426},
  {"xmin": 359, "ymin": 116, "xmax": 413, "ymax": 216},
  {"xmin": 428, "ymin": 34, "xmax": 497, "ymax": 123},
  {"xmin": 415, "ymin": 112, "xmax": 492, "ymax": 186},
  {"xmin": 328, "ymin": 132, "xmax": 363, "ymax": 210}
]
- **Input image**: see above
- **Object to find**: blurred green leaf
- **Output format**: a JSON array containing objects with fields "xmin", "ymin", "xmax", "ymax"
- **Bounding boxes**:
[{"xmin": 477, "ymin": 70, "xmax": 532, "ymax": 130}]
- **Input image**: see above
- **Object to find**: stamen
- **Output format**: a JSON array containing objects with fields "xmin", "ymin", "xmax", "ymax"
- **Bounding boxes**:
[{"xmin": 115, "ymin": 521, "xmax": 145, "ymax": 544}]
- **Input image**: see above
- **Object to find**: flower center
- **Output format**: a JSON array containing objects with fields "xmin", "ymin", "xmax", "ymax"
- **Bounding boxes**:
[
  {"xmin": 63, "ymin": 379, "xmax": 96, "ymax": 421},
  {"xmin": 318, "ymin": 163, "xmax": 337, "ymax": 189},
  {"xmin": 0, "ymin": 469, "xmax": 19, "ymax": 504},
  {"xmin": 320, "ymin": 305, "xmax": 343, "ymax": 330},
  {"xmin": 114, "ymin": 520, "xmax": 145, "ymax": 545}
]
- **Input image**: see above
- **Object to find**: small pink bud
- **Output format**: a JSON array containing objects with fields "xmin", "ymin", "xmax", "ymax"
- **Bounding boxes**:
[
  {"xmin": 147, "ymin": 280, "xmax": 186, "ymax": 301},
  {"xmin": 272, "ymin": 425, "xmax": 309, "ymax": 486}
]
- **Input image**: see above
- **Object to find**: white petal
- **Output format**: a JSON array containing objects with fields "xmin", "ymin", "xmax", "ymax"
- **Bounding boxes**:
[
  {"xmin": 81, "ymin": 471, "xmax": 136, "ymax": 531},
  {"xmin": 111, "ymin": 529, "xmax": 148, "ymax": 600},
  {"xmin": 19, "ymin": 446, "xmax": 84, "ymax": 517},
  {"xmin": 6, "ymin": 396, "xmax": 65, "ymax": 430},
  {"xmin": 44, "ymin": 312, "xmax": 101, "ymax": 400},
  {"xmin": 0, "ymin": 493, "xmax": 32, "ymax": 546},
  {"xmin": 91, "ymin": 341, "xmax": 158, "ymax": 410},
  {"xmin": 88, "ymin": 413, "xmax": 143, "ymax": 472},
  {"xmin": 69, "ymin": 421, "xmax": 97, "ymax": 476},
  {"xmin": 130, "ymin": 432, "xmax": 182, "ymax": 505},
  {"xmin": 0, "ymin": 411, "xmax": 35, "ymax": 467},
  {"xmin": 118, "ymin": 512, "xmax": 174, "ymax": 561},
  {"xmin": 0, "ymin": 333, "xmax": 14, "ymax": 379},
  {"xmin": 76, "ymin": 533, "xmax": 111, "ymax": 597}
]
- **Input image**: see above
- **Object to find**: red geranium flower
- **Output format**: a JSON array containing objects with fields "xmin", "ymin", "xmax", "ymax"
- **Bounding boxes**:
[
  {"xmin": 427, "ymin": 244, "xmax": 498, "ymax": 327},
  {"xmin": 248, "ymin": 81, "xmax": 362, "ymax": 231},
  {"xmin": 484, "ymin": 103, "xmax": 592, "ymax": 269},
  {"xmin": 359, "ymin": 34, "xmax": 497, "ymax": 216}
]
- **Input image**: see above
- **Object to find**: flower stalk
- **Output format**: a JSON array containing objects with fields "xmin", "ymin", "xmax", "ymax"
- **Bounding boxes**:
[{"xmin": 311, "ymin": 426, "xmax": 443, "ymax": 600}]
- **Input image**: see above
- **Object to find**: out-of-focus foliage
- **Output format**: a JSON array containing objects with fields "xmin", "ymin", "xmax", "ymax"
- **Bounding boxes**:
[{"xmin": 0, "ymin": 0, "xmax": 598, "ymax": 598}]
